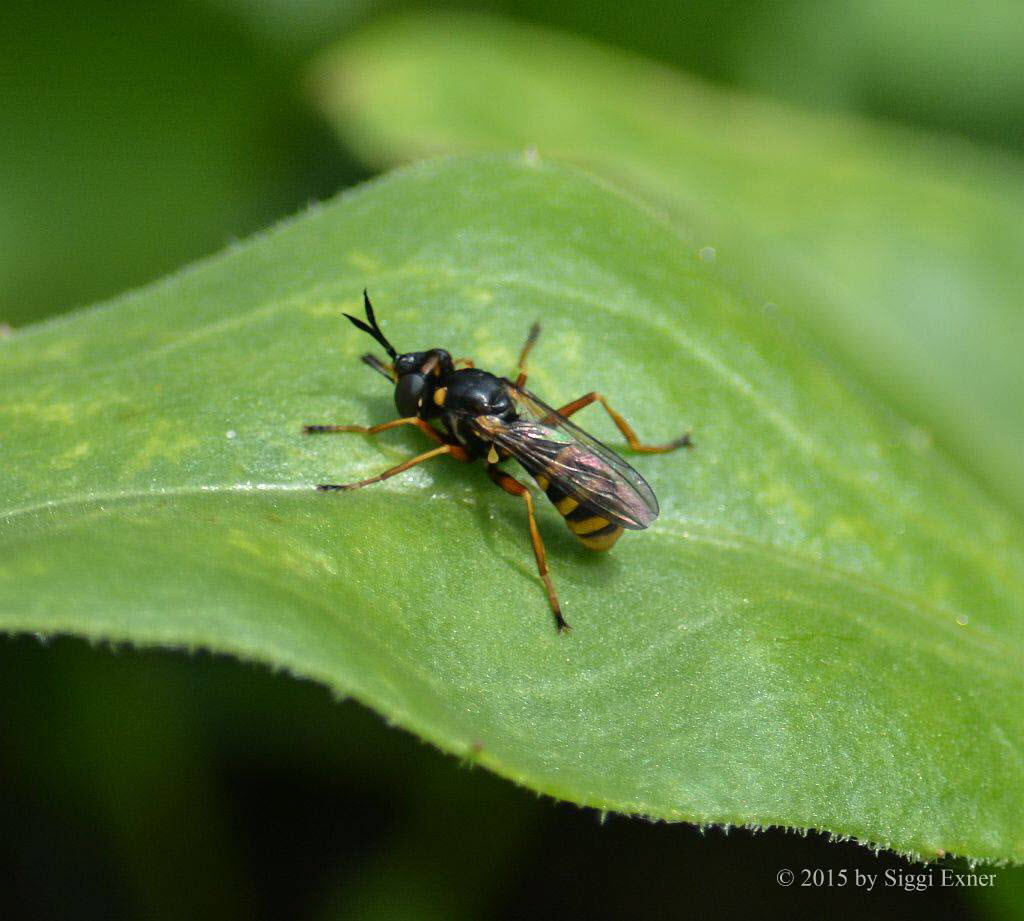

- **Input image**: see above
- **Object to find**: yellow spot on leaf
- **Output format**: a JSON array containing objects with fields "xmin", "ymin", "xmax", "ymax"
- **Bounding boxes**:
[{"xmin": 122, "ymin": 419, "xmax": 200, "ymax": 475}]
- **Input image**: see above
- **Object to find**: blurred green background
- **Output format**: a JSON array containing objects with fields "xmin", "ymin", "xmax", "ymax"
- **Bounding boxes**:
[
  {"xmin": 2, "ymin": 0, "xmax": 1022, "ymax": 917},
  {"xmin": 6, "ymin": 0, "xmax": 1024, "ymax": 330}
]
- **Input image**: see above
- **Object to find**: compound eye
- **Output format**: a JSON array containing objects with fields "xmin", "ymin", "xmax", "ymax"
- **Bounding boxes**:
[{"xmin": 395, "ymin": 373, "xmax": 427, "ymax": 416}]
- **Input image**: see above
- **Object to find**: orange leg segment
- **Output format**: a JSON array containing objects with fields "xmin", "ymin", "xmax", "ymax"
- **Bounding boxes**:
[
  {"xmin": 303, "ymin": 416, "xmax": 444, "ymax": 444},
  {"xmin": 318, "ymin": 442, "xmax": 469, "ymax": 492},
  {"xmin": 487, "ymin": 464, "xmax": 568, "ymax": 633},
  {"xmin": 514, "ymin": 321, "xmax": 541, "ymax": 388},
  {"xmin": 554, "ymin": 392, "xmax": 693, "ymax": 454}
]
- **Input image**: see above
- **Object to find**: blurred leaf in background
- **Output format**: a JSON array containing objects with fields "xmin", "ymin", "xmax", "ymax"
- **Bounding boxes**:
[
  {"xmin": 392, "ymin": 0, "xmax": 1024, "ymax": 156},
  {"xmin": 732, "ymin": 0, "xmax": 1024, "ymax": 153},
  {"xmin": 8, "ymin": 0, "xmax": 1024, "ymax": 325}
]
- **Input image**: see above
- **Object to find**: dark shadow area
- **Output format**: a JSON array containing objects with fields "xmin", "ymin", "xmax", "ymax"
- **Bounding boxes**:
[{"xmin": 0, "ymin": 637, "xmax": 989, "ymax": 921}]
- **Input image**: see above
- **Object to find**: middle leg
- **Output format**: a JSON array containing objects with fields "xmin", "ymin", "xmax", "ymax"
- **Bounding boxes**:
[
  {"xmin": 318, "ymin": 442, "xmax": 468, "ymax": 491},
  {"xmin": 513, "ymin": 321, "xmax": 541, "ymax": 388}
]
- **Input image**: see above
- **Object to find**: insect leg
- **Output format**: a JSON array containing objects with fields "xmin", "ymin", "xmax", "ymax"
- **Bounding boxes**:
[
  {"xmin": 553, "ymin": 392, "xmax": 693, "ymax": 453},
  {"xmin": 453, "ymin": 358, "xmax": 475, "ymax": 369},
  {"xmin": 361, "ymin": 353, "xmax": 396, "ymax": 381},
  {"xmin": 513, "ymin": 321, "xmax": 541, "ymax": 388},
  {"xmin": 303, "ymin": 416, "xmax": 444, "ymax": 444},
  {"xmin": 486, "ymin": 464, "xmax": 569, "ymax": 633},
  {"xmin": 318, "ymin": 443, "xmax": 468, "ymax": 491}
]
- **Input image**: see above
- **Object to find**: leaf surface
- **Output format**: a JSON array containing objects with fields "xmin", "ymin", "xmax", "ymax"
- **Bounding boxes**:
[
  {"xmin": 1, "ymin": 155, "xmax": 1022, "ymax": 861},
  {"xmin": 315, "ymin": 13, "xmax": 1024, "ymax": 516}
]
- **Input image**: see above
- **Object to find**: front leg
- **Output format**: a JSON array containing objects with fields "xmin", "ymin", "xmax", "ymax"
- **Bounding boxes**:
[
  {"xmin": 303, "ymin": 416, "xmax": 444, "ymax": 444},
  {"xmin": 361, "ymin": 353, "xmax": 396, "ymax": 381}
]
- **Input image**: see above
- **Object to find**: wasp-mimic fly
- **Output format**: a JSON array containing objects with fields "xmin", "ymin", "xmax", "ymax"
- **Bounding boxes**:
[{"xmin": 303, "ymin": 292, "xmax": 693, "ymax": 632}]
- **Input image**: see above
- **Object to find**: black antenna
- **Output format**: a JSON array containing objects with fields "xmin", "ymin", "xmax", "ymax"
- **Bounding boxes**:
[{"xmin": 344, "ymin": 290, "xmax": 397, "ymax": 358}]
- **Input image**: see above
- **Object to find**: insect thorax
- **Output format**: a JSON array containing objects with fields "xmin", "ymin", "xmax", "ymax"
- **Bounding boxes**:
[{"xmin": 436, "ymin": 369, "xmax": 516, "ymax": 456}]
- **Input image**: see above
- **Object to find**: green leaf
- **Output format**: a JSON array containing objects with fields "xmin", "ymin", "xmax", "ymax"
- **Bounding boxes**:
[
  {"xmin": 2, "ymin": 155, "xmax": 1022, "ymax": 862},
  {"xmin": 314, "ymin": 12, "xmax": 1024, "ymax": 518}
]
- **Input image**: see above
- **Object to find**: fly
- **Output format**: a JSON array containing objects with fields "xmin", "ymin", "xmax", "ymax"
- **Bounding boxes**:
[{"xmin": 303, "ymin": 292, "xmax": 693, "ymax": 632}]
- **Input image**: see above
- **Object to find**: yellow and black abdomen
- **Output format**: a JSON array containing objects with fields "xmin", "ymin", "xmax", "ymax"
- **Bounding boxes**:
[{"xmin": 532, "ymin": 473, "xmax": 624, "ymax": 552}]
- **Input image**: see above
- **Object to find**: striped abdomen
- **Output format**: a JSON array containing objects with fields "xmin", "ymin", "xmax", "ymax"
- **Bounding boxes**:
[{"xmin": 532, "ymin": 472, "xmax": 624, "ymax": 552}]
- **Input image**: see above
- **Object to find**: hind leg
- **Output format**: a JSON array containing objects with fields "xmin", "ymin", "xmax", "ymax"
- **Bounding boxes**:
[{"xmin": 487, "ymin": 464, "xmax": 568, "ymax": 632}]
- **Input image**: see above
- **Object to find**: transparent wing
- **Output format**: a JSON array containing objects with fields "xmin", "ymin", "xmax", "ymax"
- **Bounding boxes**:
[{"xmin": 469, "ymin": 381, "xmax": 659, "ymax": 530}]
